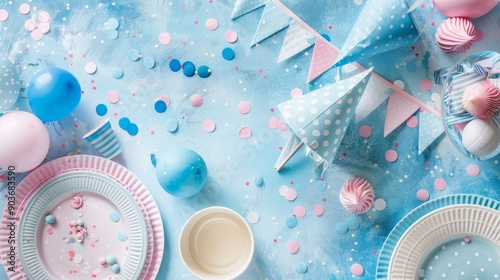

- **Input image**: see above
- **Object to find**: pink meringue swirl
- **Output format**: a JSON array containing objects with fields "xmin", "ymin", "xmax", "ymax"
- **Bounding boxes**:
[
  {"xmin": 462, "ymin": 80, "xmax": 500, "ymax": 119},
  {"xmin": 339, "ymin": 178, "xmax": 374, "ymax": 215},
  {"xmin": 70, "ymin": 193, "xmax": 83, "ymax": 209},
  {"xmin": 435, "ymin": 17, "xmax": 477, "ymax": 54}
]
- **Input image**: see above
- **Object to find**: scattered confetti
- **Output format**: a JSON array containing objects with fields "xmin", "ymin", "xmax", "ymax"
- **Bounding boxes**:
[
  {"xmin": 19, "ymin": 4, "xmax": 30, "ymax": 15},
  {"xmin": 238, "ymin": 101, "xmax": 251, "ymax": 114},
  {"xmin": 143, "ymin": 56, "xmax": 155, "ymax": 69},
  {"xmin": 335, "ymin": 221, "xmax": 348, "ymax": 234},
  {"xmin": 107, "ymin": 90, "xmax": 120, "ymax": 103},
  {"xmin": 313, "ymin": 205, "xmax": 325, "ymax": 216},
  {"xmin": 117, "ymin": 231, "xmax": 127, "ymax": 242},
  {"xmin": 239, "ymin": 126, "xmax": 252, "ymax": 139},
  {"xmin": 127, "ymin": 49, "xmax": 140, "ymax": 61},
  {"xmin": 284, "ymin": 187, "xmax": 297, "ymax": 201},
  {"xmin": 166, "ymin": 119, "xmax": 178, "ymax": 133},
  {"xmin": 154, "ymin": 100, "xmax": 167, "ymax": 113},
  {"xmin": 351, "ymin": 263, "xmax": 364, "ymax": 276},
  {"xmin": 225, "ymin": 30, "xmax": 238, "ymax": 43},
  {"xmin": 197, "ymin": 65, "xmax": 211, "ymax": 78},
  {"xmin": 190, "ymin": 94, "xmax": 203, "ymax": 107},
  {"xmin": 0, "ymin": 10, "xmax": 8, "ymax": 22},
  {"xmin": 290, "ymin": 88, "xmax": 303, "ymax": 98},
  {"xmin": 158, "ymin": 32, "xmax": 171, "ymax": 45},
  {"xmin": 169, "ymin": 59, "xmax": 181, "ymax": 72},
  {"xmin": 183, "ymin": 61, "xmax": 196, "ymax": 77},
  {"xmin": 316, "ymin": 181, "xmax": 327, "ymax": 192},
  {"xmin": 111, "ymin": 67, "xmax": 123, "ymax": 79},
  {"xmin": 359, "ymin": 124, "xmax": 372, "ymax": 137},
  {"xmin": 373, "ymin": 198, "xmax": 386, "ymax": 210},
  {"xmin": 84, "ymin": 62, "xmax": 97, "ymax": 74},
  {"xmin": 347, "ymin": 217, "xmax": 360, "ymax": 230},
  {"xmin": 466, "ymin": 164, "xmax": 480, "ymax": 177},
  {"xmin": 96, "ymin": 104, "xmax": 107, "ymax": 116},
  {"xmin": 420, "ymin": 78, "xmax": 433, "ymax": 91},
  {"xmin": 107, "ymin": 29, "xmax": 119, "ymax": 40},
  {"xmin": 434, "ymin": 178, "xmax": 447, "ymax": 191},
  {"xmin": 127, "ymin": 123, "xmax": 139, "ymax": 136},
  {"xmin": 416, "ymin": 189, "xmax": 430, "ymax": 202},
  {"xmin": 406, "ymin": 116, "xmax": 418, "ymax": 128},
  {"xmin": 106, "ymin": 18, "xmax": 119, "ymax": 29},
  {"xmin": 203, "ymin": 119, "xmax": 216, "ymax": 133},
  {"xmin": 286, "ymin": 240, "xmax": 300, "ymax": 254},
  {"xmin": 293, "ymin": 206, "xmax": 306, "ymax": 218},
  {"xmin": 246, "ymin": 211, "xmax": 260, "ymax": 223},
  {"xmin": 109, "ymin": 211, "xmax": 120, "ymax": 222},
  {"xmin": 295, "ymin": 262, "xmax": 308, "ymax": 274},
  {"xmin": 253, "ymin": 174, "xmax": 264, "ymax": 186},
  {"xmin": 385, "ymin": 149, "xmax": 398, "ymax": 162},
  {"xmin": 205, "ymin": 18, "xmax": 218, "ymax": 31},
  {"xmin": 286, "ymin": 216, "xmax": 298, "ymax": 228},
  {"xmin": 222, "ymin": 47, "xmax": 235, "ymax": 60}
]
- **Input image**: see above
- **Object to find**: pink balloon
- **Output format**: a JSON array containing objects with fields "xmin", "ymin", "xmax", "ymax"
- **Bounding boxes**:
[
  {"xmin": 0, "ymin": 111, "xmax": 50, "ymax": 172},
  {"xmin": 433, "ymin": 0, "xmax": 497, "ymax": 19}
]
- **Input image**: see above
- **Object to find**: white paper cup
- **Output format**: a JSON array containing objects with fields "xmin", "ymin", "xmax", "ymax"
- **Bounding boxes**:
[
  {"xmin": 82, "ymin": 119, "xmax": 121, "ymax": 159},
  {"xmin": 179, "ymin": 207, "xmax": 254, "ymax": 280}
]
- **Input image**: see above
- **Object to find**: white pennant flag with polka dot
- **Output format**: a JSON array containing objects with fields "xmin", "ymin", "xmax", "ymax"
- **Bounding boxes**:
[{"xmin": 278, "ymin": 68, "xmax": 373, "ymax": 163}]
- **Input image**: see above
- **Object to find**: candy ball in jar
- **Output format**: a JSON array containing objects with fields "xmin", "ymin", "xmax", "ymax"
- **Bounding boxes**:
[{"xmin": 461, "ymin": 118, "xmax": 500, "ymax": 157}]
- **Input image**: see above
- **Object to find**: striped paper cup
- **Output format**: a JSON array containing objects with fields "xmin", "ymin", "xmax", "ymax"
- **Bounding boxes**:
[{"xmin": 82, "ymin": 119, "xmax": 121, "ymax": 159}]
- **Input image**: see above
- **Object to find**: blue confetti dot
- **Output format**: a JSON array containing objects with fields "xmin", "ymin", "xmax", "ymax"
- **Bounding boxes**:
[
  {"xmin": 111, "ymin": 67, "xmax": 123, "ymax": 79},
  {"xmin": 335, "ymin": 221, "xmax": 349, "ymax": 234},
  {"xmin": 143, "ymin": 56, "xmax": 155, "ymax": 69},
  {"xmin": 109, "ymin": 211, "xmax": 120, "ymax": 222},
  {"xmin": 316, "ymin": 181, "xmax": 327, "ymax": 192},
  {"xmin": 111, "ymin": 263, "xmax": 120, "ymax": 273},
  {"xmin": 197, "ymin": 65, "xmax": 211, "ymax": 78},
  {"xmin": 253, "ymin": 174, "xmax": 264, "ymax": 187},
  {"xmin": 127, "ymin": 123, "xmax": 139, "ymax": 135},
  {"xmin": 222, "ymin": 48, "xmax": 235, "ymax": 60},
  {"xmin": 76, "ymin": 219, "xmax": 84, "ymax": 226},
  {"xmin": 107, "ymin": 29, "xmax": 118, "ymax": 40},
  {"xmin": 106, "ymin": 255, "xmax": 117, "ymax": 265},
  {"xmin": 166, "ymin": 119, "xmax": 178, "ymax": 133},
  {"xmin": 295, "ymin": 262, "xmax": 308, "ymax": 274},
  {"xmin": 406, "ymin": 61, "xmax": 417, "ymax": 73},
  {"xmin": 118, "ymin": 117, "xmax": 130, "ymax": 130},
  {"xmin": 117, "ymin": 231, "xmax": 127, "ymax": 242},
  {"xmin": 154, "ymin": 100, "xmax": 167, "ymax": 113},
  {"xmin": 128, "ymin": 49, "xmax": 140, "ymax": 61},
  {"xmin": 96, "ymin": 104, "xmax": 108, "ymax": 116},
  {"xmin": 107, "ymin": 18, "xmax": 119, "ymax": 30},
  {"xmin": 182, "ymin": 61, "xmax": 195, "ymax": 77},
  {"xmin": 321, "ymin": 34, "xmax": 330, "ymax": 42},
  {"xmin": 169, "ymin": 59, "xmax": 181, "ymax": 72},
  {"xmin": 347, "ymin": 217, "xmax": 360, "ymax": 231},
  {"xmin": 286, "ymin": 216, "xmax": 298, "ymax": 228},
  {"xmin": 45, "ymin": 215, "xmax": 55, "ymax": 224}
]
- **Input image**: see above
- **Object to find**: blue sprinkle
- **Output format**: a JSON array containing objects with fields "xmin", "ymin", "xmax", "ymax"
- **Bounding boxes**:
[
  {"xmin": 166, "ymin": 119, "xmax": 178, "ymax": 133},
  {"xmin": 197, "ymin": 65, "xmax": 211, "ymax": 78},
  {"xmin": 295, "ymin": 262, "xmax": 308, "ymax": 274},
  {"xmin": 111, "ymin": 67, "xmax": 123, "ymax": 79},
  {"xmin": 45, "ymin": 215, "xmax": 56, "ymax": 224},
  {"xmin": 109, "ymin": 211, "xmax": 120, "ymax": 222},
  {"xmin": 127, "ymin": 123, "xmax": 139, "ymax": 136},
  {"xmin": 286, "ymin": 216, "xmax": 298, "ymax": 228},
  {"xmin": 96, "ymin": 104, "xmax": 108, "ymax": 116},
  {"xmin": 253, "ymin": 174, "xmax": 264, "ymax": 187},
  {"xmin": 406, "ymin": 61, "xmax": 417, "ymax": 73},
  {"xmin": 143, "ymin": 56, "xmax": 155, "ymax": 69},
  {"xmin": 117, "ymin": 231, "xmax": 127, "ymax": 242},
  {"xmin": 107, "ymin": 29, "xmax": 118, "ymax": 40},
  {"xmin": 335, "ymin": 221, "xmax": 348, "ymax": 234},
  {"xmin": 222, "ymin": 47, "xmax": 235, "ymax": 60},
  {"xmin": 107, "ymin": 18, "xmax": 119, "ymax": 30},
  {"xmin": 111, "ymin": 263, "xmax": 120, "ymax": 273},
  {"xmin": 321, "ymin": 34, "xmax": 330, "ymax": 42},
  {"xmin": 316, "ymin": 181, "xmax": 327, "ymax": 192},
  {"xmin": 69, "ymin": 237, "xmax": 75, "ymax": 243},
  {"xmin": 347, "ymin": 217, "xmax": 360, "ymax": 231},
  {"xmin": 76, "ymin": 219, "xmax": 84, "ymax": 226},
  {"xmin": 154, "ymin": 100, "xmax": 167, "ymax": 113},
  {"xmin": 118, "ymin": 117, "xmax": 130, "ymax": 130},
  {"xmin": 182, "ymin": 61, "xmax": 195, "ymax": 77},
  {"xmin": 169, "ymin": 59, "xmax": 181, "ymax": 72},
  {"xmin": 128, "ymin": 49, "xmax": 140, "ymax": 61},
  {"xmin": 106, "ymin": 255, "xmax": 117, "ymax": 265}
]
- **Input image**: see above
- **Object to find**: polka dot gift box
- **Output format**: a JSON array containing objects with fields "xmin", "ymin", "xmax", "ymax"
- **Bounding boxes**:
[
  {"xmin": 278, "ymin": 68, "xmax": 373, "ymax": 163},
  {"xmin": 333, "ymin": 0, "xmax": 418, "ymax": 68}
]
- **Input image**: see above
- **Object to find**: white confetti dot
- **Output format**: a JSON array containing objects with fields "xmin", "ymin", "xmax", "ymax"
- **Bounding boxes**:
[
  {"xmin": 246, "ymin": 211, "xmax": 259, "ymax": 224},
  {"xmin": 374, "ymin": 198, "xmax": 386, "ymax": 210}
]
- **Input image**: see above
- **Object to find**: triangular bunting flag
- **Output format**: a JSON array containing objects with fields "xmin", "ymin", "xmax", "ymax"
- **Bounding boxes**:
[
  {"xmin": 231, "ymin": 0, "xmax": 268, "ymax": 19},
  {"xmin": 251, "ymin": 1, "xmax": 291, "ymax": 46},
  {"xmin": 278, "ymin": 68, "xmax": 373, "ymax": 162},
  {"xmin": 277, "ymin": 20, "xmax": 315, "ymax": 63},
  {"xmin": 355, "ymin": 77, "xmax": 392, "ymax": 122},
  {"xmin": 418, "ymin": 109, "xmax": 445, "ymax": 154},
  {"xmin": 333, "ymin": 0, "xmax": 418, "ymax": 68},
  {"xmin": 384, "ymin": 93, "xmax": 420, "ymax": 137},
  {"xmin": 307, "ymin": 39, "xmax": 338, "ymax": 83}
]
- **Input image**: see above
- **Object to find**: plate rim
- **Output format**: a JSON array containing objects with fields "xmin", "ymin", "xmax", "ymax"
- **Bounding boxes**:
[{"xmin": 376, "ymin": 194, "xmax": 500, "ymax": 279}]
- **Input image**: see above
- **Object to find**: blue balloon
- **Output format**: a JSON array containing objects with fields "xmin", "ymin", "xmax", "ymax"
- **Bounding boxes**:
[
  {"xmin": 151, "ymin": 148, "xmax": 207, "ymax": 198},
  {"xmin": 27, "ymin": 68, "xmax": 81, "ymax": 122}
]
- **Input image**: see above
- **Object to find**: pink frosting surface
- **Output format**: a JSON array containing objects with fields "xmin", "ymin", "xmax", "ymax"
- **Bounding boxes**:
[
  {"xmin": 339, "ymin": 177, "xmax": 374, "ymax": 215},
  {"xmin": 462, "ymin": 80, "xmax": 500, "ymax": 119},
  {"xmin": 435, "ymin": 17, "xmax": 477, "ymax": 54}
]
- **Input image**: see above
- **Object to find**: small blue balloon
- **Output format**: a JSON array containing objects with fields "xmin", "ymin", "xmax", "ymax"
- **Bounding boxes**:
[
  {"xmin": 151, "ymin": 148, "xmax": 207, "ymax": 198},
  {"xmin": 27, "ymin": 68, "xmax": 81, "ymax": 122}
]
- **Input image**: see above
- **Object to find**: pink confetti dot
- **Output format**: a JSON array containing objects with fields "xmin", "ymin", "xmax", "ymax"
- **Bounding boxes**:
[
  {"xmin": 155, "ymin": 95, "xmax": 171, "ymax": 106},
  {"xmin": 190, "ymin": 94, "xmax": 203, "ymax": 107},
  {"xmin": 107, "ymin": 90, "xmax": 120, "ymax": 104},
  {"xmin": 416, "ymin": 189, "xmax": 430, "ymax": 202},
  {"xmin": 293, "ymin": 206, "xmax": 306, "ymax": 218},
  {"xmin": 239, "ymin": 126, "xmax": 252, "ymax": 139},
  {"xmin": 268, "ymin": 117, "xmax": 280, "ymax": 129},
  {"xmin": 385, "ymin": 149, "xmax": 398, "ymax": 162},
  {"xmin": 0, "ymin": 9, "xmax": 8, "ymax": 21},
  {"xmin": 420, "ymin": 78, "xmax": 433, "ymax": 91},
  {"xmin": 203, "ymin": 119, "xmax": 216, "ymax": 133},
  {"xmin": 464, "ymin": 236, "xmax": 471, "ymax": 243},
  {"xmin": 351, "ymin": 263, "xmax": 364, "ymax": 276},
  {"xmin": 38, "ymin": 22, "xmax": 50, "ymax": 34},
  {"xmin": 158, "ymin": 32, "xmax": 171, "ymax": 45},
  {"xmin": 278, "ymin": 122, "xmax": 288, "ymax": 131},
  {"xmin": 31, "ymin": 29, "xmax": 43, "ymax": 41},
  {"xmin": 286, "ymin": 240, "xmax": 300, "ymax": 254},
  {"xmin": 19, "ymin": 4, "xmax": 30, "ymax": 15},
  {"xmin": 290, "ymin": 88, "xmax": 303, "ymax": 98},
  {"xmin": 24, "ymin": 19, "xmax": 36, "ymax": 31},
  {"xmin": 225, "ymin": 30, "xmax": 238, "ymax": 43},
  {"xmin": 406, "ymin": 116, "xmax": 418, "ymax": 128},
  {"xmin": 237, "ymin": 101, "xmax": 251, "ymax": 114},
  {"xmin": 313, "ymin": 204, "xmax": 325, "ymax": 216},
  {"xmin": 38, "ymin": 11, "xmax": 50, "ymax": 22},
  {"xmin": 284, "ymin": 188, "xmax": 297, "ymax": 201},
  {"xmin": 434, "ymin": 178, "xmax": 447, "ymax": 191},
  {"xmin": 47, "ymin": 228, "xmax": 53, "ymax": 235},
  {"xmin": 205, "ymin": 18, "xmax": 218, "ymax": 31},
  {"xmin": 359, "ymin": 125, "xmax": 372, "ymax": 138},
  {"xmin": 84, "ymin": 62, "xmax": 97, "ymax": 74},
  {"xmin": 466, "ymin": 164, "xmax": 480, "ymax": 177}
]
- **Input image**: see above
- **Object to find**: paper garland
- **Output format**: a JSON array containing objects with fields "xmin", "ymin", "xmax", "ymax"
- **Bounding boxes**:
[
  {"xmin": 418, "ymin": 110, "xmax": 445, "ymax": 154},
  {"xmin": 277, "ymin": 20, "xmax": 314, "ymax": 63},
  {"xmin": 231, "ymin": 0, "xmax": 268, "ymax": 19},
  {"xmin": 307, "ymin": 39, "xmax": 339, "ymax": 83},
  {"xmin": 384, "ymin": 92, "xmax": 420, "ymax": 137},
  {"xmin": 251, "ymin": 1, "xmax": 291, "ymax": 46}
]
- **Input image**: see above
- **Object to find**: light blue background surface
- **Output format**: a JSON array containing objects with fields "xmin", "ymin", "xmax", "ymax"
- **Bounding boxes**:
[{"xmin": 0, "ymin": 0, "xmax": 500, "ymax": 279}]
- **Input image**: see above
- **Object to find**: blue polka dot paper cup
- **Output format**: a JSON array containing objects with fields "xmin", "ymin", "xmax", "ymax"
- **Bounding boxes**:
[{"xmin": 82, "ymin": 119, "xmax": 121, "ymax": 159}]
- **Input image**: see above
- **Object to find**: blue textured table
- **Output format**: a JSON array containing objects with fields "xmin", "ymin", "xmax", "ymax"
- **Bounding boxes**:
[{"xmin": 0, "ymin": 0, "xmax": 499, "ymax": 279}]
